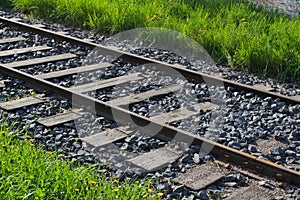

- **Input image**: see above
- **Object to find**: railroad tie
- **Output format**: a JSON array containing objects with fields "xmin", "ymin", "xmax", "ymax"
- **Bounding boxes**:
[
  {"xmin": 108, "ymin": 84, "xmax": 182, "ymax": 106},
  {"xmin": 0, "ymin": 95, "xmax": 45, "ymax": 111},
  {"xmin": 3, "ymin": 53, "xmax": 76, "ymax": 68},
  {"xmin": 80, "ymin": 126, "xmax": 133, "ymax": 148},
  {"xmin": 0, "ymin": 45, "xmax": 52, "ymax": 57},
  {"xmin": 71, "ymin": 73, "xmax": 144, "ymax": 93},
  {"xmin": 37, "ymin": 109, "xmax": 84, "ymax": 127},
  {"xmin": 0, "ymin": 36, "xmax": 26, "ymax": 44},
  {"xmin": 151, "ymin": 102, "xmax": 218, "ymax": 123},
  {"xmin": 227, "ymin": 184, "xmax": 278, "ymax": 200},
  {"xmin": 172, "ymin": 162, "xmax": 225, "ymax": 190},
  {"xmin": 256, "ymin": 137, "xmax": 286, "ymax": 155},
  {"xmin": 128, "ymin": 146, "xmax": 183, "ymax": 171},
  {"xmin": 35, "ymin": 62, "xmax": 112, "ymax": 79}
]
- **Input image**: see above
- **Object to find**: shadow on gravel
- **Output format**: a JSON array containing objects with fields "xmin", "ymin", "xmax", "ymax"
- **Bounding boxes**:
[{"xmin": 0, "ymin": 0, "xmax": 12, "ymax": 8}]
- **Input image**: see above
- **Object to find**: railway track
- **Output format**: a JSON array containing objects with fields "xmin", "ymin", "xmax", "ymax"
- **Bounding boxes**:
[{"xmin": 0, "ymin": 15, "xmax": 300, "ymax": 199}]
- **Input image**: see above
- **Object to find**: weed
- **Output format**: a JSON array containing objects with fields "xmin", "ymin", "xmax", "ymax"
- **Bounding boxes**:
[{"xmin": 0, "ymin": 117, "xmax": 162, "ymax": 199}]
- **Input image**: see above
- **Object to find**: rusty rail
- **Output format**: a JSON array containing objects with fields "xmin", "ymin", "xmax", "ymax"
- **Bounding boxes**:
[
  {"xmin": 1, "ymin": 16, "xmax": 299, "ymax": 104},
  {"xmin": 0, "ymin": 16, "xmax": 299, "ymax": 184},
  {"xmin": 0, "ymin": 63, "xmax": 299, "ymax": 185}
]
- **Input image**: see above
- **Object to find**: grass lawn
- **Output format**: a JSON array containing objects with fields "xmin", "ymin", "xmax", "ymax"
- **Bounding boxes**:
[
  {"xmin": 0, "ymin": 118, "xmax": 162, "ymax": 199},
  {"xmin": 1, "ymin": 0, "xmax": 298, "ymax": 83}
]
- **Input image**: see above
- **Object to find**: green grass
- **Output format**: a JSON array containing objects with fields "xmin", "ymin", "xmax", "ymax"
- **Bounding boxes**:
[
  {"xmin": 0, "ymin": 118, "xmax": 162, "ymax": 199},
  {"xmin": 1, "ymin": 0, "xmax": 300, "ymax": 82}
]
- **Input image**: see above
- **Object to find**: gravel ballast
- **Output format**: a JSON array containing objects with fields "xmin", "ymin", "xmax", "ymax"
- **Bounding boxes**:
[{"xmin": 1, "ymin": 9, "xmax": 300, "ymax": 199}]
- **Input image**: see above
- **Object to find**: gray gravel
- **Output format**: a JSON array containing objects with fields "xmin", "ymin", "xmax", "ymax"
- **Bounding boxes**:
[
  {"xmin": 249, "ymin": 0, "xmax": 300, "ymax": 17},
  {"xmin": 222, "ymin": 68, "xmax": 300, "ymax": 96},
  {"xmin": 1, "ymin": 10, "xmax": 300, "ymax": 199},
  {"xmin": 0, "ymin": 75, "xmax": 291, "ymax": 199}
]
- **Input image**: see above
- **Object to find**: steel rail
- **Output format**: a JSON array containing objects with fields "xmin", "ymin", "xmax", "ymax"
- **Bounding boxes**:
[
  {"xmin": 1, "ymin": 16, "xmax": 299, "ymax": 104},
  {"xmin": 0, "ymin": 63, "xmax": 299, "ymax": 185},
  {"xmin": 1, "ymin": 16, "xmax": 300, "ymax": 184}
]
